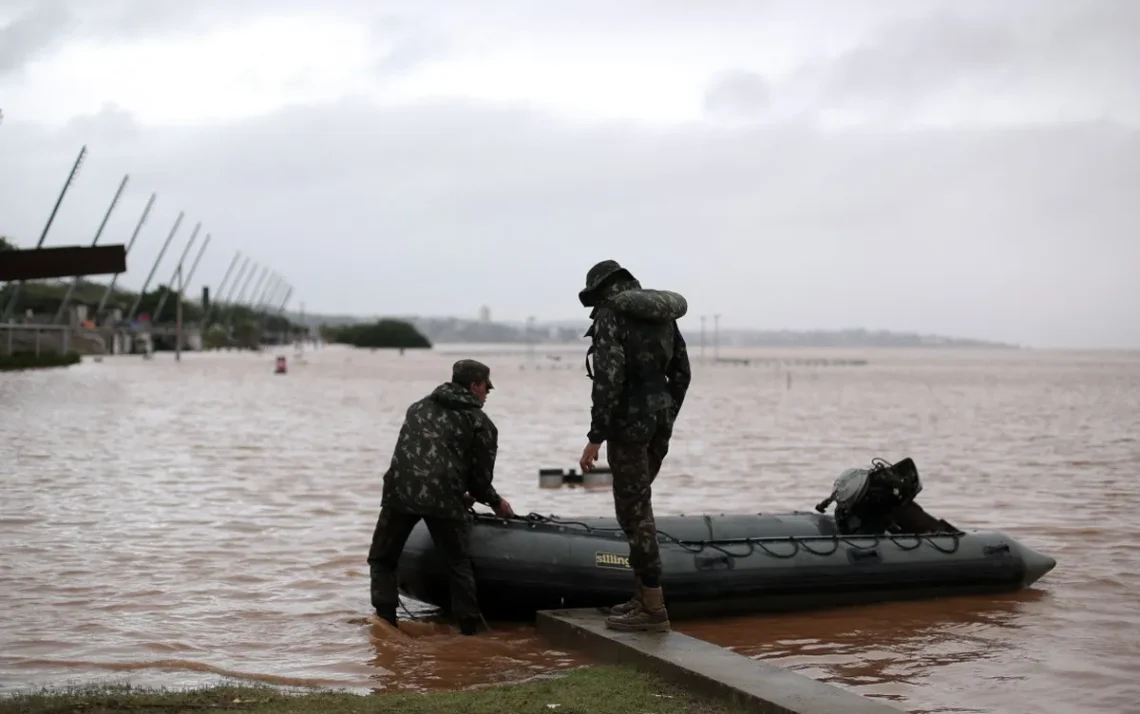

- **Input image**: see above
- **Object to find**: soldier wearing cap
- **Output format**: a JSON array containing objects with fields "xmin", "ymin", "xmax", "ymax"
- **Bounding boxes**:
[
  {"xmin": 577, "ymin": 259, "xmax": 691, "ymax": 632},
  {"xmin": 367, "ymin": 358, "xmax": 515, "ymax": 635}
]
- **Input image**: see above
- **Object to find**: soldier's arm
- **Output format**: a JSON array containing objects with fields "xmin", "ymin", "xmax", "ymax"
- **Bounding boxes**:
[
  {"xmin": 467, "ymin": 415, "xmax": 503, "ymax": 508},
  {"xmin": 666, "ymin": 322, "xmax": 691, "ymax": 415},
  {"xmin": 587, "ymin": 309, "xmax": 625, "ymax": 444}
]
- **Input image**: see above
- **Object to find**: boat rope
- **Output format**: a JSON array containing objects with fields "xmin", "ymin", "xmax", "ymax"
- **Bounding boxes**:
[
  {"xmin": 513, "ymin": 513, "xmax": 962, "ymax": 557},
  {"xmin": 398, "ymin": 596, "xmax": 416, "ymax": 620}
]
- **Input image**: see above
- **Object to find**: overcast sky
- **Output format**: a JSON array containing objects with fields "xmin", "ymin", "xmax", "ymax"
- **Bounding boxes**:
[{"xmin": 1, "ymin": 0, "xmax": 1137, "ymax": 348}]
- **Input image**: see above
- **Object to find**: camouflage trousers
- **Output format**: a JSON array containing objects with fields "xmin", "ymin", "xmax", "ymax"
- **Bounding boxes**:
[
  {"xmin": 367, "ymin": 507, "xmax": 480, "ymax": 621},
  {"xmin": 606, "ymin": 412, "xmax": 674, "ymax": 582}
]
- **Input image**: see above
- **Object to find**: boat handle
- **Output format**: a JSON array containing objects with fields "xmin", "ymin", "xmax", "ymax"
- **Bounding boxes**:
[
  {"xmin": 983, "ymin": 544, "xmax": 1011, "ymax": 557},
  {"xmin": 846, "ymin": 547, "xmax": 881, "ymax": 564},
  {"xmin": 694, "ymin": 553, "xmax": 734, "ymax": 571}
]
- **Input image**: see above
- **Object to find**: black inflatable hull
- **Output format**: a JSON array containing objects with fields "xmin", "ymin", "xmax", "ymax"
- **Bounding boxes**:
[{"xmin": 395, "ymin": 512, "xmax": 1056, "ymax": 621}]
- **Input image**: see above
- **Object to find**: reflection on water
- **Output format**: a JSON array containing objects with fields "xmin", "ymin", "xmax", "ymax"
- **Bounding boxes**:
[
  {"xmin": 680, "ymin": 591, "xmax": 1049, "ymax": 713},
  {"xmin": 2, "ymin": 345, "xmax": 1139, "ymax": 714},
  {"xmin": 357, "ymin": 616, "xmax": 586, "ymax": 692}
]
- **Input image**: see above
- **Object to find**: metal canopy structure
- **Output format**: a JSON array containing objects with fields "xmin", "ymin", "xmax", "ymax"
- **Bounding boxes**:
[
  {"xmin": 0, "ymin": 245, "xmax": 128, "ymax": 282},
  {"xmin": 2, "ymin": 140, "xmax": 297, "ymax": 332}
]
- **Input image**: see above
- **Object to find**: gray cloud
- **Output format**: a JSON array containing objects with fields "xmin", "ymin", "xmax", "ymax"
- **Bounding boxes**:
[
  {"xmin": 820, "ymin": 10, "xmax": 1016, "ymax": 103},
  {"xmin": 0, "ymin": 0, "xmax": 78, "ymax": 76},
  {"xmin": 704, "ymin": 71, "xmax": 771, "ymax": 123},
  {"xmin": 730, "ymin": 2, "xmax": 1140, "ymax": 125},
  {"xmin": 2, "ymin": 0, "xmax": 1138, "ymax": 348},
  {"xmin": 0, "ymin": 0, "xmax": 443, "ymax": 78},
  {"xmin": 1, "ymin": 98, "xmax": 1137, "ymax": 349}
]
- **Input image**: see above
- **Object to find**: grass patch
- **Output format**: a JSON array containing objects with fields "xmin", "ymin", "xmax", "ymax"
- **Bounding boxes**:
[
  {"xmin": 0, "ymin": 665, "xmax": 742, "ymax": 714},
  {"xmin": 0, "ymin": 352, "xmax": 82, "ymax": 371}
]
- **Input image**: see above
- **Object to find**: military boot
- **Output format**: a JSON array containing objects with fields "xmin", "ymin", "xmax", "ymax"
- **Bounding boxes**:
[
  {"xmin": 604, "ymin": 586, "xmax": 670, "ymax": 632},
  {"xmin": 376, "ymin": 604, "xmax": 398, "ymax": 628},
  {"xmin": 605, "ymin": 580, "xmax": 644, "ymax": 616},
  {"xmin": 459, "ymin": 617, "xmax": 480, "ymax": 636}
]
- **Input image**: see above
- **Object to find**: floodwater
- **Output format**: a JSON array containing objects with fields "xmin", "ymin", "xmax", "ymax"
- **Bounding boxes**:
[{"xmin": 1, "ymin": 344, "xmax": 1138, "ymax": 714}]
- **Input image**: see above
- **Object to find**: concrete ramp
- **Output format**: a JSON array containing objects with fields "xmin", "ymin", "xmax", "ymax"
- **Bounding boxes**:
[{"xmin": 536, "ymin": 609, "xmax": 903, "ymax": 714}]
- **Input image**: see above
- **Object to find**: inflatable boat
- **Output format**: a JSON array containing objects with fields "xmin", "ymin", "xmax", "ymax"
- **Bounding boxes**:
[{"xmin": 395, "ymin": 458, "xmax": 1057, "ymax": 620}]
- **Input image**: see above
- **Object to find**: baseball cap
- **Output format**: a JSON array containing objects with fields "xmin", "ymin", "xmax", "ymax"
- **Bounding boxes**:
[{"xmin": 451, "ymin": 359, "xmax": 493, "ymax": 390}]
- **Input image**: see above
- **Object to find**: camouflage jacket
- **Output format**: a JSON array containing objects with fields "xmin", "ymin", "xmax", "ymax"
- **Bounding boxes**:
[
  {"xmin": 381, "ymin": 382, "xmax": 503, "ymax": 520},
  {"xmin": 586, "ymin": 279, "xmax": 692, "ymax": 443}
]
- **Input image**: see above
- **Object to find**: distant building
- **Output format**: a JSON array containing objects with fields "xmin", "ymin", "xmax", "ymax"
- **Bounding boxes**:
[{"xmin": 479, "ymin": 305, "xmax": 491, "ymax": 322}]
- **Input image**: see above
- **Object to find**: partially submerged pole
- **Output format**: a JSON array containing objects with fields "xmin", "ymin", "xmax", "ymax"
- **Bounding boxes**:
[
  {"xmin": 152, "ymin": 222, "xmax": 201, "ymax": 323},
  {"xmin": 97, "ymin": 192, "xmax": 156, "ymax": 316},
  {"xmin": 202, "ymin": 250, "xmax": 240, "ymax": 326},
  {"xmin": 180, "ymin": 233, "xmax": 211, "ymax": 302},
  {"xmin": 175, "ymin": 265, "xmax": 183, "ymax": 362},
  {"xmin": 178, "ymin": 233, "xmax": 211, "ymax": 344},
  {"xmin": 127, "ymin": 210, "xmax": 184, "ymax": 322},
  {"xmin": 2, "ymin": 145, "xmax": 88, "ymax": 321},
  {"xmin": 54, "ymin": 173, "xmax": 130, "ymax": 324}
]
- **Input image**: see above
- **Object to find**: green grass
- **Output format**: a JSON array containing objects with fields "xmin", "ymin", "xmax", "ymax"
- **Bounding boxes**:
[
  {"xmin": 0, "ymin": 352, "xmax": 82, "ymax": 371},
  {"xmin": 0, "ymin": 665, "xmax": 742, "ymax": 714}
]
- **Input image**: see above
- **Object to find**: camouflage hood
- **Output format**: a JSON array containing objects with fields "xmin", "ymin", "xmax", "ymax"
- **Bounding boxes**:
[
  {"xmin": 589, "ymin": 277, "xmax": 641, "ymax": 312},
  {"xmin": 588, "ymin": 282, "xmax": 689, "ymax": 325},
  {"xmin": 430, "ymin": 381, "xmax": 484, "ymax": 410}
]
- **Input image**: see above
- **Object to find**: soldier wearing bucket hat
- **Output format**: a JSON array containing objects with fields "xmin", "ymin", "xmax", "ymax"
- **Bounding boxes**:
[
  {"xmin": 577, "ymin": 259, "xmax": 692, "ymax": 633},
  {"xmin": 368, "ymin": 358, "xmax": 515, "ymax": 637}
]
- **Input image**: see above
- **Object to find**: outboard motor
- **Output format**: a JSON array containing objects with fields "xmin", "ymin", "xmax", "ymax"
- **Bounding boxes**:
[{"xmin": 815, "ymin": 457, "xmax": 956, "ymax": 535}]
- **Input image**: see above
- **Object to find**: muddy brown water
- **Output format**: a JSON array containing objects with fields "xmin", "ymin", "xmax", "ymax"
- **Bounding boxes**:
[{"xmin": 2, "ymin": 345, "xmax": 1138, "ymax": 713}]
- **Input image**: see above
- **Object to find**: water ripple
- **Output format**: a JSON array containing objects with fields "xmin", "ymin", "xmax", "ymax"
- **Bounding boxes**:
[{"xmin": 2, "ymin": 345, "xmax": 1139, "ymax": 713}]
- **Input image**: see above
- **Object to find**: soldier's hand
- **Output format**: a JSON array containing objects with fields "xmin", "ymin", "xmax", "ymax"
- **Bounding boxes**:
[
  {"xmin": 580, "ymin": 442, "xmax": 601, "ymax": 472},
  {"xmin": 494, "ymin": 498, "xmax": 515, "ymax": 519},
  {"xmin": 462, "ymin": 492, "xmax": 476, "ymax": 508}
]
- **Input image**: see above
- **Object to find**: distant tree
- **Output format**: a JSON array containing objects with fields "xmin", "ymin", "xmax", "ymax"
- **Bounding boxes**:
[
  {"xmin": 326, "ymin": 319, "xmax": 432, "ymax": 349},
  {"xmin": 0, "ymin": 235, "xmax": 16, "ymax": 251}
]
